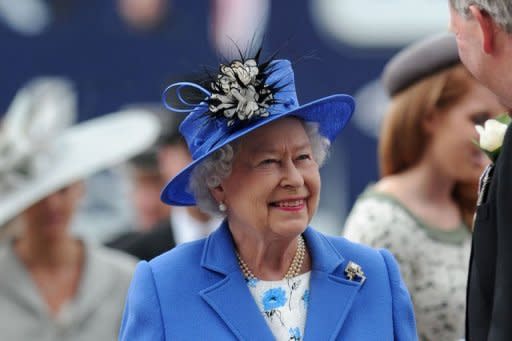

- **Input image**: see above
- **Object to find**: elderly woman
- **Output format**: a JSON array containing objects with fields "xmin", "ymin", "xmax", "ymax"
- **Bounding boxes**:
[
  {"xmin": 343, "ymin": 33, "xmax": 506, "ymax": 341},
  {"xmin": 120, "ymin": 57, "xmax": 417, "ymax": 340},
  {"xmin": 0, "ymin": 78, "xmax": 159, "ymax": 340}
]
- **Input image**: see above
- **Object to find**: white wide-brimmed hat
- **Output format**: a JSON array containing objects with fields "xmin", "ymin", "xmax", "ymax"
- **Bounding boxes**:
[{"xmin": 0, "ymin": 78, "xmax": 160, "ymax": 227}]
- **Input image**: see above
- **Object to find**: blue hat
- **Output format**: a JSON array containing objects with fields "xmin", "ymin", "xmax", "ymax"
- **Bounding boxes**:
[{"xmin": 161, "ymin": 59, "xmax": 355, "ymax": 206}]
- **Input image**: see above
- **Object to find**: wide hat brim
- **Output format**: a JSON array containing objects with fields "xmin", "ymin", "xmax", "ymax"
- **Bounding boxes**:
[
  {"xmin": 161, "ymin": 94, "xmax": 354, "ymax": 206},
  {"xmin": 0, "ymin": 110, "xmax": 160, "ymax": 227}
]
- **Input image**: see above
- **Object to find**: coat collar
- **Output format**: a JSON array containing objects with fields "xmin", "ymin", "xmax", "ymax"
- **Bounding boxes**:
[
  {"xmin": 200, "ymin": 221, "xmax": 347, "ymax": 275},
  {"xmin": 0, "ymin": 239, "xmax": 126, "ymax": 323},
  {"xmin": 199, "ymin": 221, "xmax": 274, "ymax": 340},
  {"xmin": 200, "ymin": 222, "xmax": 364, "ymax": 340},
  {"xmin": 301, "ymin": 228, "xmax": 364, "ymax": 340}
]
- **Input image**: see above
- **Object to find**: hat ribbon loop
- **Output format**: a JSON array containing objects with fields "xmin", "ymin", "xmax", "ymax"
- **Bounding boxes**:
[{"xmin": 162, "ymin": 82, "xmax": 211, "ymax": 113}]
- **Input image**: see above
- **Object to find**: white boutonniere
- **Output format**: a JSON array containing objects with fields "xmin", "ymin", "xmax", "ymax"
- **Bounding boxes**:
[{"xmin": 474, "ymin": 114, "xmax": 511, "ymax": 162}]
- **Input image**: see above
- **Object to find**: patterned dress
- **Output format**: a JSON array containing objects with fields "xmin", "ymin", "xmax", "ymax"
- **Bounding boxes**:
[
  {"xmin": 343, "ymin": 188, "xmax": 471, "ymax": 341},
  {"xmin": 246, "ymin": 272, "xmax": 310, "ymax": 341}
]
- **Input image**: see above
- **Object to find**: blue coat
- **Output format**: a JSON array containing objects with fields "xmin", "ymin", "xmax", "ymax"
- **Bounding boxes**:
[{"xmin": 120, "ymin": 222, "xmax": 417, "ymax": 340}]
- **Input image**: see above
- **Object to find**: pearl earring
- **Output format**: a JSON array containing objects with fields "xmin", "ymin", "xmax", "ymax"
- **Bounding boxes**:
[{"xmin": 219, "ymin": 202, "xmax": 227, "ymax": 212}]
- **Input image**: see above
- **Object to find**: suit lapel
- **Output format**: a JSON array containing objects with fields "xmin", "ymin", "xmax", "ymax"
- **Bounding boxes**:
[
  {"xmin": 199, "ymin": 222, "xmax": 274, "ymax": 340},
  {"xmin": 302, "ymin": 228, "xmax": 364, "ymax": 340}
]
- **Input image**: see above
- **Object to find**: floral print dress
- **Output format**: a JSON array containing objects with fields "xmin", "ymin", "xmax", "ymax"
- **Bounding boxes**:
[
  {"xmin": 246, "ymin": 272, "xmax": 310, "ymax": 341},
  {"xmin": 344, "ymin": 187, "xmax": 470, "ymax": 341}
]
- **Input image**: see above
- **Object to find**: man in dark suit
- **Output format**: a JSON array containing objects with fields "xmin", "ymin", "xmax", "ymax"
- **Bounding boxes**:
[
  {"xmin": 449, "ymin": 1, "xmax": 512, "ymax": 340},
  {"xmin": 107, "ymin": 218, "xmax": 176, "ymax": 261}
]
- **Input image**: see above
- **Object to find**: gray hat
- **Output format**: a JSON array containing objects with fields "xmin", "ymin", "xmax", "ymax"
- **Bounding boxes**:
[{"xmin": 382, "ymin": 32, "xmax": 460, "ymax": 96}]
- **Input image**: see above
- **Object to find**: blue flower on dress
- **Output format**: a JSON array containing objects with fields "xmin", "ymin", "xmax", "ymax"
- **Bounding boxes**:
[
  {"xmin": 289, "ymin": 327, "xmax": 302, "ymax": 340},
  {"xmin": 247, "ymin": 278, "xmax": 259, "ymax": 288},
  {"xmin": 262, "ymin": 287, "xmax": 287, "ymax": 311},
  {"xmin": 302, "ymin": 289, "xmax": 310, "ymax": 308}
]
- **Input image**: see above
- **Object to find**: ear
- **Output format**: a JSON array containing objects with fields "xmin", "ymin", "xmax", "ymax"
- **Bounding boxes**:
[
  {"xmin": 209, "ymin": 184, "xmax": 225, "ymax": 205},
  {"xmin": 422, "ymin": 112, "xmax": 442, "ymax": 135},
  {"xmin": 469, "ymin": 5, "xmax": 496, "ymax": 54}
]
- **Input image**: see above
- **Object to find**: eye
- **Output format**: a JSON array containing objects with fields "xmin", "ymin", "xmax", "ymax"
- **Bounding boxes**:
[
  {"xmin": 259, "ymin": 158, "xmax": 279, "ymax": 166},
  {"xmin": 296, "ymin": 154, "xmax": 312, "ymax": 161}
]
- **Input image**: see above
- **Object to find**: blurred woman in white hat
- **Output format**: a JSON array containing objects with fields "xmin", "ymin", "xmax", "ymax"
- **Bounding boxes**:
[{"xmin": 0, "ymin": 78, "xmax": 159, "ymax": 340}]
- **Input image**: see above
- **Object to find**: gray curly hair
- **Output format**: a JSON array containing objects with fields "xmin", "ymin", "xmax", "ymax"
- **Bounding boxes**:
[
  {"xmin": 450, "ymin": 0, "xmax": 512, "ymax": 33},
  {"xmin": 188, "ymin": 121, "xmax": 330, "ymax": 215}
]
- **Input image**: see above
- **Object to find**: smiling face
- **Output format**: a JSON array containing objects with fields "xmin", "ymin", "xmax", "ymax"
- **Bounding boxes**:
[{"xmin": 212, "ymin": 117, "xmax": 321, "ymax": 239}]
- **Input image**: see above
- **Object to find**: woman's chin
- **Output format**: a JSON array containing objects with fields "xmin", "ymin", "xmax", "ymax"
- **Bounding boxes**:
[
  {"xmin": 470, "ymin": 150, "xmax": 489, "ymax": 169},
  {"xmin": 269, "ymin": 218, "xmax": 309, "ymax": 237}
]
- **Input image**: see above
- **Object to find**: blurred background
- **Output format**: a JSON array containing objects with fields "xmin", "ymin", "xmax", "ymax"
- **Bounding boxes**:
[{"xmin": 0, "ymin": 0, "xmax": 450, "ymax": 240}]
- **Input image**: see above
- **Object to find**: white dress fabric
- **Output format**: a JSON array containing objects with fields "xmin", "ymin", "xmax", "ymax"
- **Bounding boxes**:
[
  {"xmin": 343, "ymin": 187, "xmax": 471, "ymax": 341},
  {"xmin": 0, "ymin": 238, "xmax": 137, "ymax": 341},
  {"xmin": 246, "ymin": 271, "xmax": 310, "ymax": 341}
]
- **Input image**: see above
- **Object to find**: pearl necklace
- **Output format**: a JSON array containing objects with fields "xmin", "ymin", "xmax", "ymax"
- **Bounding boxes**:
[{"xmin": 236, "ymin": 235, "xmax": 306, "ymax": 280}]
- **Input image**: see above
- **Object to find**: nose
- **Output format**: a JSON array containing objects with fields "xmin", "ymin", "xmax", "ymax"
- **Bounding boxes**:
[{"xmin": 280, "ymin": 159, "xmax": 304, "ymax": 189}]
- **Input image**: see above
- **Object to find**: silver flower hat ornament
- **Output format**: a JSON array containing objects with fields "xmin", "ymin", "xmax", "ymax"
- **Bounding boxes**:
[
  {"xmin": 160, "ymin": 54, "xmax": 356, "ymax": 205},
  {"xmin": 208, "ymin": 59, "xmax": 273, "ymax": 125}
]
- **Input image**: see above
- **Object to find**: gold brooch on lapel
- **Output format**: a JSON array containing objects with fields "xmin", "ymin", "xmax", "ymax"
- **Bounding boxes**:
[{"xmin": 345, "ymin": 261, "xmax": 366, "ymax": 284}]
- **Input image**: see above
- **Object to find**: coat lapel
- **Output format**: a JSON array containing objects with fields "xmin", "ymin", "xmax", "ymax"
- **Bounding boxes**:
[
  {"xmin": 199, "ymin": 224, "xmax": 364, "ymax": 340},
  {"xmin": 0, "ymin": 240, "xmax": 47, "ymax": 317},
  {"xmin": 302, "ymin": 228, "xmax": 364, "ymax": 340},
  {"xmin": 199, "ymin": 222, "xmax": 274, "ymax": 340}
]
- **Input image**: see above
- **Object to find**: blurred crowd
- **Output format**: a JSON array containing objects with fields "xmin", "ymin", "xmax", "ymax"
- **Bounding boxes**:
[{"xmin": 1, "ymin": 0, "xmax": 509, "ymax": 340}]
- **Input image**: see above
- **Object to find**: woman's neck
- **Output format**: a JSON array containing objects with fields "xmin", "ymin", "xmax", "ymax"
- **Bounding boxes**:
[
  {"xmin": 14, "ymin": 234, "xmax": 84, "ymax": 317},
  {"xmin": 229, "ymin": 227, "xmax": 310, "ymax": 281},
  {"xmin": 381, "ymin": 161, "xmax": 455, "ymax": 203},
  {"xmin": 15, "ymin": 235, "xmax": 82, "ymax": 268},
  {"xmin": 376, "ymin": 161, "xmax": 462, "ymax": 231}
]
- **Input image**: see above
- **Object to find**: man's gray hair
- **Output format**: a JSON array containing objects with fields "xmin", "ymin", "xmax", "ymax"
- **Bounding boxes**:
[
  {"xmin": 188, "ymin": 121, "xmax": 330, "ymax": 215},
  {"xmin": 450, "ymin": 0, "xmax": 512, "ymax": 33}
]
